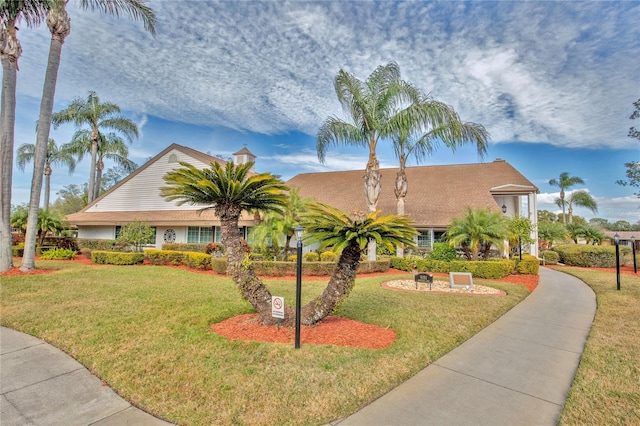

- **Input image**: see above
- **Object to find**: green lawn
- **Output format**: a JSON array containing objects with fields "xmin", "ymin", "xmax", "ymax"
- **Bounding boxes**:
[
  {"xmin": 557, "ymin": 267, "xmax": 640, "ymax": 425},
  {"xmin": 1, "ymin": 260, "xmax": 528, "ymax": 425}
]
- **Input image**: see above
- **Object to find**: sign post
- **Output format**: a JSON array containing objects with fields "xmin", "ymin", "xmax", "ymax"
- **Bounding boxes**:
[{"xmin": 272, "ymin": 296, "xmax": 284, "ymax": 329}]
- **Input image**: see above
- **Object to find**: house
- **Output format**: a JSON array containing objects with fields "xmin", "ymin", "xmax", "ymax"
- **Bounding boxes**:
[
  {"xmin": 287, "ymin": 159, "xmax": 539, "ymax": 257},
  {"xmin": 67, "ymin": 144, "xmax": 539, "ymax": 256}
]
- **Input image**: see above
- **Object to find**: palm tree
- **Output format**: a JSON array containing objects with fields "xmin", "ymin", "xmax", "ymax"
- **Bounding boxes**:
[
  {"xmin": 548, "ymin": 172, "xmax": 585, "ymax": 226},
  {"xmin": 0, "ymin": 0, "xmax": 52, "ymax": 272},
  {"xmin": 318, "ymin": 62, "xmax": 447, "ymax": 261},
  {"xmin": 391, "ymin": 98, "xmax": 489, "ymax": 256},
  {"xmin": 66, "ymin": 130, "xmax": 136, "ymax": 200},
  {"xmin": 161, "ymin": 161, "xmax": 289, "ymax": 325},
  {"xmin": 21, "ymin": 0, "xmax": 155, "ymax": 272},
  {"xmin": 250, "ymin": 188, "xmax": 310, "ymax": 260},
  {"xmin": 52, "ymin": 92, "xmax": 139, "ymax": 202},
  {"xmin": 299, "ymin": 203, "xmax": 417, "ymax": 326},
  {"xmin": 555, "ymin": 190, "xmax": 598, "ymax": 224},
  {"xmin": 445, "ymin": 207, "xmax": 509, "ymax": 261},
  {"xmin": 16, "ymin": 138, "xmax": 76, "ymax": 210}
]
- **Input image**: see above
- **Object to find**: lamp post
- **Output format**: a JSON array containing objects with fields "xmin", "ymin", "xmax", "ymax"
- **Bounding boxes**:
[
  {"xmin": 632, "ymin": 235, "xmax": 637, "ymax": 275},
  {"xmin": 614, "ymin": 233, "xmax": 621, "ymax": 291},
  {"xmin": 294, "ymin": 225, "xmax": 304, "ymax": 349}
]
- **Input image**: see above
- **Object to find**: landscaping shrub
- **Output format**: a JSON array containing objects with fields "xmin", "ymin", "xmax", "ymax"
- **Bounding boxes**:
[
  {"xmin": 540, "ymin": 250, "xmax": 559, "ymax": 265},
  {"xmin": 39, "ymin": 248, "xmax": 76, "ymax": 260},
  {"xmin": 77, "ymin": 239, "xmax": 119, "ymax": 251},
  {"xmin": 287, "ymin": 254, "xmax": 297, "ymax": 262},
  {"xmin": 514, "ymin": 254, "xmax": 539, "ymax": 275},
  {"xmin": 303, "ymin": 252, "xmax": 320, "ymax": 262},
  {"xmin": 91, "ymin": 250, "xmax": 144, "ymax": 265},
  {"xmin": 183, "ymin": 252, "xmax": 212, "ymax": 270},
  {"xmin": 162, "ymin": 243, "xmax": 209, "ymax": 253},
  {"xmin": 320, "ymin": 251, "xmax": 337, "ymax": 262},
  {"xmin": 145, "ymin": 249, "xmax": 184, "ymax": 265},
  {"xmin": 429, "ymin": 242, "xmax": 457, "ymax": 262},
  {"xmin": 390, "ymin": 255, "xmax": 515, "ymax": 279},
  {"xmin": 11, "ymin": 244, "xmax": 24, "ymax": 257},
  {"xmin": 205, "ymin": 242, "xmax": 224, "ymax": 256},
  {"xmin": 552, "ymin": 244, "xmax": 631, "ymax": 268},
  {"xmin": 211, "ymin": 258, "xmax": 227, "ymax": 274},
  {"xmin": 206, "ymin": 258, "xmax": 389, "ymax": 276}
]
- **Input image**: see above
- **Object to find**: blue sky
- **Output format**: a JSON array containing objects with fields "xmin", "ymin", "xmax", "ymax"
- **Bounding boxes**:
[{"xmin": 9, "ymin": 0, "xmax": 640, "ymax": 223}]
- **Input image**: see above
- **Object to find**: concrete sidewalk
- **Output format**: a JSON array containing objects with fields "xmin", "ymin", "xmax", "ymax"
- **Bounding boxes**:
[
  {"xmin": 332, "ymin": 267, "xmax": 596, "ymax": 425},
  {"xmin": 0, "ymin": 327, "xmax": 172, "ymax": 426}
]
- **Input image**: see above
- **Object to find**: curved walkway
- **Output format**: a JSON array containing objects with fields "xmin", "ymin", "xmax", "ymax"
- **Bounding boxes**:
[
  {"xmin": 1, "ymin": 267, "xmax": 596, "ymax": 425},
  {"xmin": 333, "ymin": 267, "xmax": 597, "ymax": 425},
  {"xmin": 0, "ymin": 327, "xmax": 171, "ymax": 425}
]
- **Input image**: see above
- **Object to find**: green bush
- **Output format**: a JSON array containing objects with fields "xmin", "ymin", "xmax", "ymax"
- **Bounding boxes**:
[
  {"xmin": 429, "ymin": 242, "xmax": 457, "ymax": 262},
  {"xmin": 162, "ymin": 243, "xmax": 208, "ymax": 253},
  {"xmin": 390, "ymin": 255, "xmax": 515, "ymax": 279},
  {"xmin": 207, "ymin": 258, "xmax": 389, "ymax": 277},
  {"xmin": 144, "ymin": 249, "xmax": 211, "ymax": 270},
  {"xmin": 552, "ymin": 244, "xmax": 632, "ymax": 267},
  {"xmin": 91, "ymin": 250, "xmax": 144, "ymax": 265},
  {"xmin": 77, "ymin": 239, "xmax": 119, "ymax": 251},
  {"xmin": 287, "ymin": 254, "xmax": 297, "ymax": 262},
  {"xmin": 211, "ymin": 258, "xmax": 227, "ymax": 274},
  {"xmin": 303, "ymin": 252, "xmax": 320, "ymax": 262},
  {"xmin": 11, "ymin": 246, "xmax": 24, "ymax": 257},
  {"xmin": 541, "ymin": 250, "xmax": 559, "ymax": 265},
  {"xmin": 320, "ymin": 251, "xmax": 337, "ymax": 262},
  {"xmin": 39, "ymin": 248, "xmax": 76, "ymax": 260},
  {"xmin": 183, "ymin": 252, "xmax": 212, "ymax": 270},
  {"xmin": 514, "ymin": 254, "xmax": 539, "ymax": 275}
]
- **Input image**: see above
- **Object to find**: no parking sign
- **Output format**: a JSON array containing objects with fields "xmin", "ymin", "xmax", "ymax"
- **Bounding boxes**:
[{"xmin": 272, "ymin": 296, "xmax": 284, "ymax": 319}]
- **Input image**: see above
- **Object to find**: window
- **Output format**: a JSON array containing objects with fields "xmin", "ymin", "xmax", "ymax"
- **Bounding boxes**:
[
  {"xmin": 417, "ymin": 230, "xmax": 431, "ymax": 248},
  {"xmin": 187, "ymin": 226, "xmax": 213, "ymax": 243},
  {"xmin": 115, "ymin": 225, "xmax": 122, "ymax": 239},
  {"xmin": 214, "ymin": 226, "xmax": 222, "ymax": 243},
  {"xmin": 434, "ymin": 231, "xmax": 446, "ymax": 243}
]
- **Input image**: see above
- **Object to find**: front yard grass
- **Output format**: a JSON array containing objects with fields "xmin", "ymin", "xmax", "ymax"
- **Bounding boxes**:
[
  {"xmin": 558, "ymin": 267, "xmax": 640, "ymax": 425},
  {"xmin": 1, "ymin": 260, "xmax": 528, "ymax": 425}
]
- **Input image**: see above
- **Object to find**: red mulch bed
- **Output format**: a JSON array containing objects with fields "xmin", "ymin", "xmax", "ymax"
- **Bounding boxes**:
[{"xmin": 2, "ymin": 256, "xmax": 544, "ymax": 349}]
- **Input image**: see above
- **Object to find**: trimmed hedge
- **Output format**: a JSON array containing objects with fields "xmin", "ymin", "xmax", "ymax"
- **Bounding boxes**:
[
  {"xmin": 145, "ymin": 249, "xmax": 211, "ymax": 270},
  {"xmin": 40, "ymin": 248, "xmax": 76, "ymax": 260},
  {"xmin": 303, "ymin": 252, "xmax": 320, "ymax": 262},
  {"xmin": 78, "ymin": 239, "xmax": 119, "ymax": 251},
  {"xmin": 514, "ymin": 254, "xmax": 539, "ymax": 275},
  {"xmin": 540, "ymin": 250, "xmax": 559, "ymax": 265},
  {"xmin": 91, "ymin": 250, "xmax": 144, "ymax": 265},
  {"xmin": 208, "ymin": 259, "xmax": 390, "ymax": 276},
  {"xmin": 11, "ymin": 246, "xmax": 24, "ymax": 257},
  {"xmin": 552, "ymin": 244, "xmax": 632, "ymax": 267},
  {"xmin": 390, "ymin": 255, "xmax": 516, "ymax": 279},
  {"xmin": 162, "ymin": 243, "xmax": 208, "ymax": 253},
  {"xmin": 320, "ymin": 251, "xmax": 337, "ymax": 262}
]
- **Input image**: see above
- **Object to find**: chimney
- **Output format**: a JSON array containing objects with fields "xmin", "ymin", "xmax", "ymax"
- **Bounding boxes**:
[{"xmin": 233, "ymin": 147, "xmax": 256, "ymax": 172}]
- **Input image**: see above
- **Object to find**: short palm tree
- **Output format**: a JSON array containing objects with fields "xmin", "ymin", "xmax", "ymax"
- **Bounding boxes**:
[
  {"xmin": 16, "ymin": 138, "xmax": 76, "ymax": 210},
  {"xmin": 161, "ymin": 161, "xmax": 289, "ymax": 325},
  {"xmin": 318, "ymin": 62, "xmax": 442, "ymax": 260},
  {"xmin": 52, "ymin": 92, "xmax": 139, "ymax": 203},
  {"xmin": 0, "ymin": 0, "xmax": 53, "ymax": 272},
  {"xmin": 549, "ymin": 172, "xmax": 585, "ymax": 226},
  {"xmin": 555, "ymin": 190, "xmax": 597, "ymax": 224},
  {"xmin": 300, "ymin": 203, "xmax": 417, "ymax": 325},
  {"xmin": 66, "ymin": 130, "xmax": 137, "ymax": 200},
  {"xmin": 445, "ymin": 207, "xmax": 509, "ymax": 260}
]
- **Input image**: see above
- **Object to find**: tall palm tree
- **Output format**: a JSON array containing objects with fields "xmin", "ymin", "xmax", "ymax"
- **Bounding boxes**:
[
  {"xmin": 161, "ymin": 161, "xmax": 289, "ymax": 325},
  {"xmin": 16, "ymin": 138, "xmax": 76, "ymax": 210},
  {"xmin": 392, "ymin": 98, "xmax": 489, "ymax": 256},
  {"xmin": 318, "ymin": 62, "xmax": 441, "ymax": 261},
  {"xmin": 0, "ymin": 0, "xmax": 52, "ymax": 272},
  {"xmin": 555, "ymin": 190, "xmax": 597, "ymax": 224},
  {"xmin": 300, "ymin": 203, "xmax": 417, "ymax": 326},
  {"xmin": 548, "ymin": 172, "xmax": 585, "ymax": 227},
  {"xmin": 21, "ymin": 0, "xmax": 155, "ymax": 272},
  {"xmin": 445, "ymin": 207, "xmax": 509, "ymax": 261},
  {"xmin": 66, "ymin": 130, "xmax": 136, "ymax": 200},
  {"xmin": 52, "ymin": 92, "xmax": 139, "ymax": 202}
]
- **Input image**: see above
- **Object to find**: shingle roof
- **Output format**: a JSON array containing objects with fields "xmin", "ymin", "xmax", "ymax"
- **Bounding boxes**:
[{"xmin": 286, "ymin": 159, "xmax": 538, "ymax": 228}]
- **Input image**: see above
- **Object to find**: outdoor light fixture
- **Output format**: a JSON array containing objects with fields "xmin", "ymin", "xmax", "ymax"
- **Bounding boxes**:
[
  {"xmin": 294, "ymin": 225, "xmax": 304, "ymax": 349},
  {"xmin": 501, "ymin": 197, "xmax": 507, "ymax": 214},
  {"xmin": 614, "ymin": 233, "xmax": 621, "ymax": 291},
  {"xmin": 631, "ymin": 235, "xmax": 637, "ymax": 275}
]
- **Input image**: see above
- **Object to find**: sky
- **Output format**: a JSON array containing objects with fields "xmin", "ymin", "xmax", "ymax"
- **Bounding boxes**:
[{"xmin": 9, "ymin": 0, "xmax": 640, "ymax": 223}]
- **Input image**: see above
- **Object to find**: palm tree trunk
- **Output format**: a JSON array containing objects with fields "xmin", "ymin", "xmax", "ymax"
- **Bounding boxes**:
[
  {"xmin": 301, "ymin": 242, "xmax": 361, "ymax": 326},
  {"xmin": 395, "ymin": 159, "xmax": 408, "ymax": 257},
  {"xmin": 93, "ymin": 157, "xmax": 104, "ymax": 200},
  {"xmin": 87, "ymin": 132, "xmax": 99, "ymax": 202},
  {"xmin": 364, "ymin": 154, "xmax": 381, "ymax": 261},
  {"xmin": 43, "ymin": 163, "xmax": 52, "ymax": 210},
  {"xmin": 21, "ymin": 3, "xmax": 70, "ymax": 272},
  {"xmin": 0, "ymin": 35, "xmax": 19, "ymax": 272},
  {"xmin": 560, "ymin": 188, "xmax": 566, "ymax": 227},
  {"xmin": 220, "ymin": 208, "xmax": 285, "ymax": 325}
]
